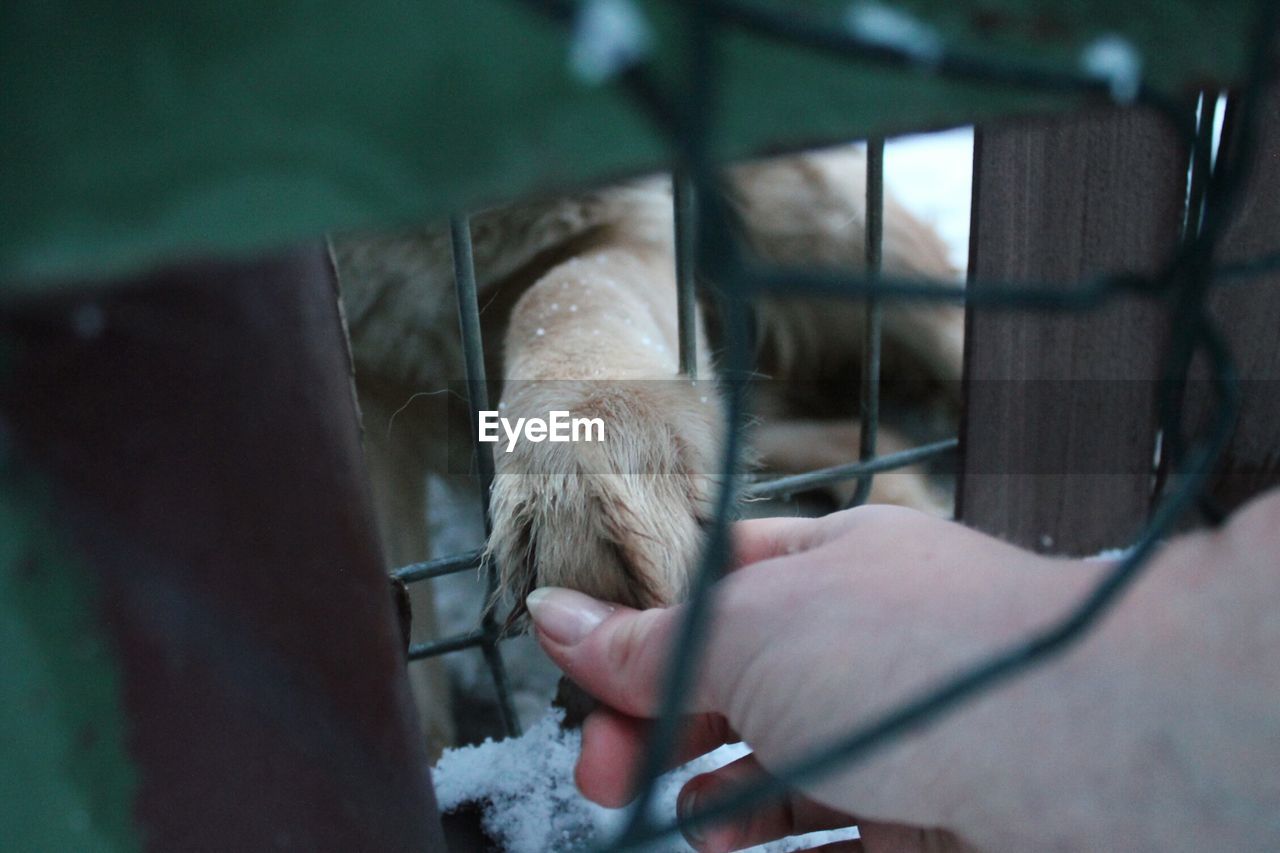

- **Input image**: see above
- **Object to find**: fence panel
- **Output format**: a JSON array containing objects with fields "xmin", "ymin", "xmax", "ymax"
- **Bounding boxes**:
[{"xmin": 959, "ymin": 108, "xmax": 1186, "ymax": 553}]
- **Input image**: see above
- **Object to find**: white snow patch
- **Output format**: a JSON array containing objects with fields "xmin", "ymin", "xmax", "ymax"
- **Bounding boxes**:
[
  {"xmin": 1080, "ymin": 34, "xmax": 1142, "ymax": 104},
  {"xmin": 433, "ymin": 708, "xmax": 859, "ymax": 852},
  {"xmin": 570, "ymin": 0, "xmax": 653, "ymax": 85},
  {"xmin": 433, "ymin": 709, "xmax": 615, "ymax": 851},
  {"xmin": 845, "ymin": 2, "xmax": 943, "ymax": 66}
]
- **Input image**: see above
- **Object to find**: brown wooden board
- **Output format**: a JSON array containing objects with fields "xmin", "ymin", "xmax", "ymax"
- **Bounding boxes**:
[
  {"xmin": 0, "ymin": 249, "xmax": 445, "ymax": 851},
  {"xmin": 959, "ymin": 107, "xmax": 1185, "ymax": 554}
]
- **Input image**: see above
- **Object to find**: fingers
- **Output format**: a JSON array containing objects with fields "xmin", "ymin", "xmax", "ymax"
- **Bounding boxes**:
[
  {"xmin": 730, "ymin": 516, "xmax": 828, "ymax": 570},
  {"xmin": 730, "ymin": 507, "xmax": 904, "ymax": 570},
  {"xmin": 856, "ymin": 822, "xmax": 978, "ymax": 853},
  {"xmin": 529, "ymin": 515, "xmax": 852, "ymax": 715},
  {"xmin": 528, "ymin": 587, "xmax": 717, "ymax": 717},
  {"xmin": 678, "ymin": 754, "xmax": 855, "ymax": 853},
  {"xmin": 575, "ymin": 710, "xmax": 646, "ymax": 808},
  {"xmin": 576, "ymin": 707, "xmax": 738, "ymax": 808}
]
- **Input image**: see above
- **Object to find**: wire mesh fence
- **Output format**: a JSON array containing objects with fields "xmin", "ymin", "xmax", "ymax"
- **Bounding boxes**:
[{"xmin": 392, "ymin": 0, "xmax": 1279, "ymax": 848}]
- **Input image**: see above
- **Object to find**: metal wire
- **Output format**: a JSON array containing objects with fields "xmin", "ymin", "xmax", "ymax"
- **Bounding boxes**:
[
  {"xmin": 408, "ymin": 629, "xmax": 487, "ymax": 661},
  {"xmin": 619, "ymin": 0, "xmax": 737, "ymax": 834},
  {"xmin": 748, "ymin": 438, "xmax": 959, "ymax": 501},
  {"xmin": 388, "ymin": 0, "xmax": 1280, "ymax": 848},
  {"xmin": 846, "ymin": 137, "xmax": 885, "ymax": 509},
  {"xmin": 391, "ymin": 548, "xmax": 483, "ymax": 583},
  {"xmin": 674, "ymin": 168, "xmax": 700, "ymax": 379},
  {"xmin": 450, "ymin": 215, "xmax": 521, "ymax": 738}
]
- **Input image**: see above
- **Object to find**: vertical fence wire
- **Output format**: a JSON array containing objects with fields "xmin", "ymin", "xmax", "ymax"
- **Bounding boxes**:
[
  {"xmin": 847, "ymin": 137, "xmax": 885, "ymax": 509},
  {"xmin": 1153, "ymin": 89, "xmax": 1225, "ymax": 510},
  {"xmin": 617, "ymin": 0, "xmax": 745, "ymax": 838},
  {"xmin": 674, "ymin": 169, "xmax": 700, "ymax": 379},
  {"xmin": 450, "ymin": 214, "xmax": 522, "ymax": 737},
  {"xmin": 1184, "ymin": 90, "xmax": 1220, "ymax": 241}
]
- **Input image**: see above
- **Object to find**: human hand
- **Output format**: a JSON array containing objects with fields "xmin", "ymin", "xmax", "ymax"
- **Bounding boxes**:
[{"xmin": 527, "ymin": 505, "xmax": 1115, "ymax": 852}]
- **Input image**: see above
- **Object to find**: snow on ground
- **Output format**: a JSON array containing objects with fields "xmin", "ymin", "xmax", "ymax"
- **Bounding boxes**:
[{"xmin": 434, "ymin": 707, "xmax": 860, "ymax": 853}]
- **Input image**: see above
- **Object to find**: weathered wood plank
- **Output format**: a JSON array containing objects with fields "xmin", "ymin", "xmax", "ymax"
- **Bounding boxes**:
[
  {"xmin": 959, "ymin": 107, "xmax": 1185, "ymax": 553},
  {"xmin": 0, "ymin": 248, "xmax": 446, "ymax": 850}
]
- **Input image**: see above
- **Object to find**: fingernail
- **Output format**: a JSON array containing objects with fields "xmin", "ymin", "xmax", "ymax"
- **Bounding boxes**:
[
  {"xmin": 677, "ymin": 786, "xmax": 707, "ymax": 848},
  {"xmin": 526, "ymin": 587, "xmax": 613, "ymax": 645}
]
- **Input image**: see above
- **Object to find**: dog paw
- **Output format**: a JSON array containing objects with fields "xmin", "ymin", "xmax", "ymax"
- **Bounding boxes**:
[{"xmin": 486, "ymin": 378, "xmax": 723, "ymax": 628}]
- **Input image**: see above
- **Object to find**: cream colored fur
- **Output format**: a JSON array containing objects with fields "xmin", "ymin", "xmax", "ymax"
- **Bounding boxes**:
[
  {"xmin": 492, "ymin": 239, "xmax": 723, "ymax": 614},
  {"xmin": 330, "ymin": 145, "xmax": 962, "ymax": 755}
]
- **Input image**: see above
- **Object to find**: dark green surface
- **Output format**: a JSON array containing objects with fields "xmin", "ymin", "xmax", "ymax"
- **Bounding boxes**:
[
  {"xmin": 1, "ymin": 0, "xmax": 1256, "ymax": 288},
  {"xmin": 0, "ymin": 459, "xmax": 139, "ymax": 851}
]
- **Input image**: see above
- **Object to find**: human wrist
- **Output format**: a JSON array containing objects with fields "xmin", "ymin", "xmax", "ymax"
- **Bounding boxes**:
[{"xmin": 1033, "ymin": 496, "xmax": 1280, "ymax": 850}]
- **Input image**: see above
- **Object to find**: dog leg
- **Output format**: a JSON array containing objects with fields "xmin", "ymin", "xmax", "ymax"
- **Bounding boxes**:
[
  {"xmin": 487, "ymin": 237, "xmax": 723, "ymax": 625},
  {"xmin": 730, "ymin": 146, "xmax": 965, "ymax": 394},
  {"xmin": 751, "ymin": 418, "xmax": 951, "ymax": 516}
]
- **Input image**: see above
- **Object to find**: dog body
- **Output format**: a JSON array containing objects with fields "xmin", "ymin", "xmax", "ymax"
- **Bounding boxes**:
[{"xmin": 331, "ymin": 145, "xmax": 962, "ymax": 754}]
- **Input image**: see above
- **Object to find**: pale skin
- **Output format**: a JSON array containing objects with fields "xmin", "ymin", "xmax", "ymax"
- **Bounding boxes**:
[{"xmin": 527, "ymin": 490, "xmax": 1280, "ymax": 852}]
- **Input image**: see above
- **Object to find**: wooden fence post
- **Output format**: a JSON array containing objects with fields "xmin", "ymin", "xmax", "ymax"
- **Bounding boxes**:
[
  {"xmin": 959, "ymin": 107, "xmax": 1186, "ymax": 554},
  {"xmin": 0, "ymin": 248, "xmax": 446, "ymax": 851}
]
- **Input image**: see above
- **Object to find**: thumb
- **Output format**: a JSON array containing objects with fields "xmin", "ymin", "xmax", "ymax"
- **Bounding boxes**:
[{"xmin": 527, "ymin": 587, "xmax": 718, "ymax": 719}]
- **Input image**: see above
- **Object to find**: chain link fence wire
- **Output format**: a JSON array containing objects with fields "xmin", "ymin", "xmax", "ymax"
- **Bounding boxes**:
[{"xmin": 390, "ymin": 0, "xmax": 1279, "ymax": 848}]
